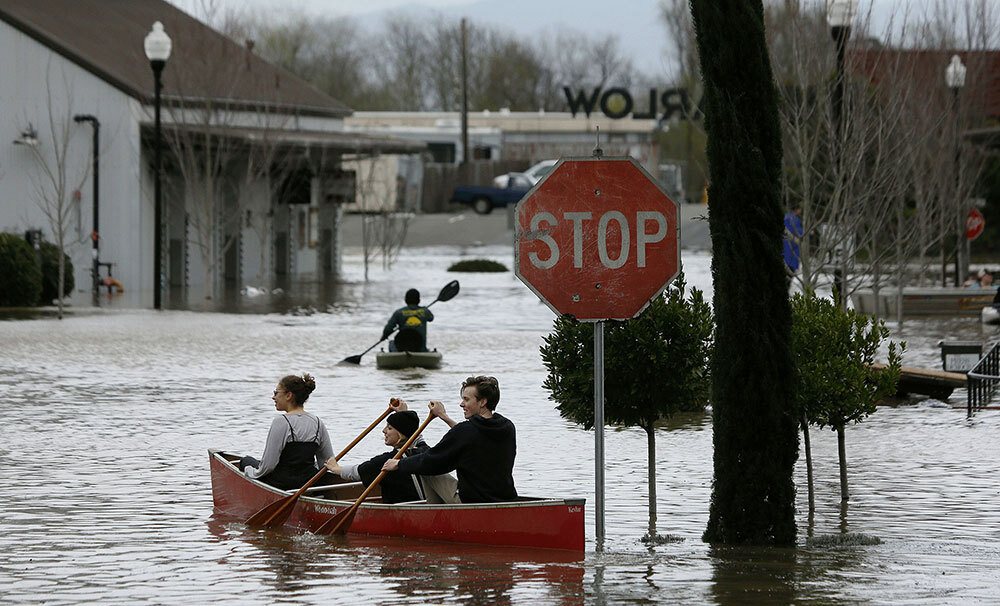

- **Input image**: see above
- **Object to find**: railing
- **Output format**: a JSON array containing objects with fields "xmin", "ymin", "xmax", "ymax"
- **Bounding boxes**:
[{"xmin": 966, "ymin": 341, "xmax": 1000, "ymax": 413}]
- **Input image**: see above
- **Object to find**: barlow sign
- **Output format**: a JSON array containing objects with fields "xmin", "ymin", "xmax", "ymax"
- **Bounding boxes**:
[
  {"xmin": 515, "ymin": 157, "xmax": 680, "ymax": 321},
  {"xmin": 563, "ymin": 87, "xmax": 701, "ymax": 121}
]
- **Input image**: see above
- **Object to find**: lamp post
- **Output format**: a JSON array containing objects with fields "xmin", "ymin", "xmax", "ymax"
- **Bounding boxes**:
[
  {"xmin": 145, "ymin": 21, "xmax": 171, "ymax": 310},
  {"xmin": 946, "ymin": 54, "xmax": 967, "ymax": 286},
  {"xmin": 73, "ymin": 114, "xmax": 100, "ymax": 303},
  {"xmin": 827, "ymin": 0, "xmax": 856, "ymax": 307}
]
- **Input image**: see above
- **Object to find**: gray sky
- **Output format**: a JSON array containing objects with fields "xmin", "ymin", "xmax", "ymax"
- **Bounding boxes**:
[{"xmin": 169, "ymin": 0, "xmax": 1000, "ymax": 78}]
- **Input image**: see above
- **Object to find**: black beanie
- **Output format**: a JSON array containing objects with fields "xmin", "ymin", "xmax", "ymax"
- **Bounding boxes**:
[{"xmin": 387, "ymin": 410, "xmax": 419, "ymax": 437}]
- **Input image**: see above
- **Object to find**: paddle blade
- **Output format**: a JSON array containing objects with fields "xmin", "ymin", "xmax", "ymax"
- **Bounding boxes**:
[
  {"xmin": 436, "ymin": 280, "xmax": 460, "ymax": 303},
  {"xmin": 315, "ymin": 505, "xmax": 357, "ymax": 535},
  {"xmin": 246, "ymin": 496, "xmax": 294, "ymax": 528},
  {"xmin": 339, "ymin": 355, "xmax": 362, "ymax": 365}
]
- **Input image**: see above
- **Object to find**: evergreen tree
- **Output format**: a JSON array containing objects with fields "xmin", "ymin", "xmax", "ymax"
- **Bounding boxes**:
[
  {"xmin": 540, "ymin": 275, "xmax": 713, "ymax": 540},
  {"xmin": 690, "ymin": 0, "xmax": 800, "ymax": 545},
  {"xmin": 791, "ymin": 293, "xmax": 903, "ymax": 505}
]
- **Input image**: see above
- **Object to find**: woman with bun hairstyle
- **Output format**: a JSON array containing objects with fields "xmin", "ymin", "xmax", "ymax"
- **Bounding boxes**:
[
  {"xmin": 325, "ymin": 409, "xmax": 434, "ymax": 504},
  {"xmin": 239, "ymin": 373, "xmax": 334, "ymax": 490}
]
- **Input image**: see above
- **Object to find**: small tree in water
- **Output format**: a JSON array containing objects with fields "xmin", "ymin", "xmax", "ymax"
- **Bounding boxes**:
[
  {"xmin": 540, "ymin": 274, "xmax": 713, "ymax": 541},
  {"xmin": 790, "ymin": 292, "xmax": 903, "ymax": 507}
]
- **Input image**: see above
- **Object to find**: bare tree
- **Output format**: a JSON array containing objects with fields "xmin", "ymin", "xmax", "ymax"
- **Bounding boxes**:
[{"xmin": 21, "ymin": 64, "xmax": 90, "ymax": 318}]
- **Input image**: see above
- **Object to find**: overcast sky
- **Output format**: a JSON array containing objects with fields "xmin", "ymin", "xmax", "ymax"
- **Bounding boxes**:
[{"xmin": 169, "ymin": 0, "xmax": 1000, "ymax": 78}]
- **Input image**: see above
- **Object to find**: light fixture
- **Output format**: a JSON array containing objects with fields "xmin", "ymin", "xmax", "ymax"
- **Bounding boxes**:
[
  {"xmin": 13, "ymin": 123, "xmax": 38, "ymax": 147},
  {"xmin": 144, "ymin": 21, "xmax": 172, "ymax": 63},
  {"xmin": 945, "ymin": 54, "xmax": 967, "ymax": 90}
]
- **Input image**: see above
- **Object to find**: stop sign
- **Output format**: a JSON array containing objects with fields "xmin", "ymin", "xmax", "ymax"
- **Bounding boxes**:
[
  {"xmin": 967, "ymin": 208, "xmax": 985, "ymax": 241},
  {"xmin": 514, "ymin": 157, "xmax": 680, "ymax": 321}
]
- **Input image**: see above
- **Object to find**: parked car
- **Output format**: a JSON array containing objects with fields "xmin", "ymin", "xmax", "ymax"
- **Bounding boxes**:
[
  {"xmin": 492, "ymin": 159, "xmax": 557, "ymax": 188},
  {"xmin": 451, "ymin": 173, "xmax": 533, "ymax": 214}
]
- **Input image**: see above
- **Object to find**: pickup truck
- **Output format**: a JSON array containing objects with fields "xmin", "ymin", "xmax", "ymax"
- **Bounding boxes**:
[{"xmin": 450, "ymin": 173, "xmax": 532, "ymax": 214}]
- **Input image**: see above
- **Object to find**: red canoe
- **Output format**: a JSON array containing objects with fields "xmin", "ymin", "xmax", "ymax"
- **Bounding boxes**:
[{"xmin": 209, "ymin": 450, "xmax": 586, "ymax": 552}]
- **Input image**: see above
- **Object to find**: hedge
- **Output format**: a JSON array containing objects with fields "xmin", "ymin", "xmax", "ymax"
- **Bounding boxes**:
[{"xmin": 0, "ymin": 233, "xmax": 43, "ymax": 307}]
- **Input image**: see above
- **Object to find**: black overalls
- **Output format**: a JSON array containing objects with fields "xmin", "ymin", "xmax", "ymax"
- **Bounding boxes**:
[{"xmin": 259, "ymin": 416, "xmax": 322, "ymax": 490}]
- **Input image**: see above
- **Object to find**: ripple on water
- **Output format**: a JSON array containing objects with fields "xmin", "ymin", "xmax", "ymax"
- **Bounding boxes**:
[{"xmin": 2, "ymin": 248, "xmax": 1000, "ymax": 603}]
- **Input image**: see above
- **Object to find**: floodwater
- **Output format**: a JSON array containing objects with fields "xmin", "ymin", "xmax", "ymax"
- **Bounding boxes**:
[{"xmin": 2, "ymin": 245, "xmax": 1000, "ymax": 604}]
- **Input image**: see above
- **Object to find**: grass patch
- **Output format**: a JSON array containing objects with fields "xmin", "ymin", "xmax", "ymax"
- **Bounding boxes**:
[
  {"xmin": 806, "ymin": 533, "xmax": 883, "ymax": 548},
  {"xmin": 448, "ymin": 259, "xmax": 508, "ymax": 273}
]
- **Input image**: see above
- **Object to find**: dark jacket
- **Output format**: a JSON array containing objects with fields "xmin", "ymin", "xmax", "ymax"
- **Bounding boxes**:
[
  {"xmin": 358, "ymin": 442, "xmax": 428, "ymax": 504},
  {"xmin": 383, "ymin": 305, "xmax": 434, "ymax": 349},
  {"xmin": 396, "ymin": 414, "xmax": 516, "ymax": 503}
]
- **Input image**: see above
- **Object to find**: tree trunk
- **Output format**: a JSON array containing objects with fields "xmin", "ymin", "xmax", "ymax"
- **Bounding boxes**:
[
  {"xmin": 56, "ymin": 238, "xmax": 65, "ymax": 320},
  {"xmin": 802, "ymin": 413, "xmax": 814, "ymax": 515},
  {"xmin": 645, "ymin": 423, "xmax": 657, "ymax": 538},
  {"xmin": 837, "ymin": 424, "xmax": 849, "ymax": 502},
  {"xmin": 693, "ymin": 0, "xmax": 799, "ymax": 546}
]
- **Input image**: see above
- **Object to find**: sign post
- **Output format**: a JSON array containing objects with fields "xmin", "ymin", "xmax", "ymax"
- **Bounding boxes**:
[{"xmin": 514, "ymin": 155, "xmax": 680, "ymax": 548}]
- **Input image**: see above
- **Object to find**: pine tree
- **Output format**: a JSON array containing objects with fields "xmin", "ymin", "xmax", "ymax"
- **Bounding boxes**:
[{"xmin": 690, "ymin": 0, "xmax": 800, "ymax": 545}]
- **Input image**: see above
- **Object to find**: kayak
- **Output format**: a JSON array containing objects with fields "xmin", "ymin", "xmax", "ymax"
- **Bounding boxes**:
[
  {"xmin": 376, "ymin": 350, "xmax": 443, "ymax": 370},
  {"xmin": 208, "ymin": 450, "xmax": 585, "ymax": 552}
]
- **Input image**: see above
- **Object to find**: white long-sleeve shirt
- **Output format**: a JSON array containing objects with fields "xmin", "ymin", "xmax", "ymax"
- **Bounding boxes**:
[{"xmin": 244, "ymin": 413, "xmax": 333, "ymax": 480}]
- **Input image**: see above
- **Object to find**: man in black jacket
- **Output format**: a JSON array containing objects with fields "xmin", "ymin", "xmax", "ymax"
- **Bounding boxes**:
[{"xmin": 382, "ymin": 376, "xmax": 517, "ymax": 503}]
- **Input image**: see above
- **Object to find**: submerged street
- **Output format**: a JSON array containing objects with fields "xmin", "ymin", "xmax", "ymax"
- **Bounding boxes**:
[{"xmin": 2, "ymin": 240, "xmax": 1000, "ymax": 603}]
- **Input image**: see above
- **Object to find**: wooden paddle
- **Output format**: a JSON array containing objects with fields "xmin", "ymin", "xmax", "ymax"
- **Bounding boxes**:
[
  {"xmin": 314, "ymin": 411, "xmax": 436, "ymax": 535},
  {"xmin": 339, "ymin": 280, "xmax": 461, "ymax": 365},
  {"xmin": 245, "ymin": 404, "xmax": 395, "ymax": 528}
]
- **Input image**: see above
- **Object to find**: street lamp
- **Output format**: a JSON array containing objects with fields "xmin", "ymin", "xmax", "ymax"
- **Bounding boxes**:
[
  {"xmin": 946, "ymin": 54, "xmax": 967, "ymax": 286},
  {"xmin": 73, "ymin": 114, "xmax": 100, "ymax": 303},
  {"xmin": 145, "ymin": 21, "xmax": 171, "ymax": 310},
  {"xmin": 827, "ymin": 0, "xmax": 856, "ymax": 306}
]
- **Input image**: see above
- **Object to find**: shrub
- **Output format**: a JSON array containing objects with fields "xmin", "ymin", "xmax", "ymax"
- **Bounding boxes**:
[
  {"xmin": 448, "ymin": 259, "xmax": 508, "ymax": 272},
  {"xmin": 38, "ymin": 241, "xmax": 74, "ymax": 304},
  {"xmin": 0, "ymin": 233, "xmax": 43, "ymax": 307}
]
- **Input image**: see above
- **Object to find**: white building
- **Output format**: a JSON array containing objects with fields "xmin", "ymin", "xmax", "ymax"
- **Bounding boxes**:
[{"xmin": 0, "ymin": 0, "xmax": 421, "ymax": 307}]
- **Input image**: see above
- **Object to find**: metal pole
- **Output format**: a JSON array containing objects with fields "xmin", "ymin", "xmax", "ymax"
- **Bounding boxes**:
[
  {"xmin": 93, "ymin": 120, "xmax": 99, "ymax": 300},
  {"xmin": 152, "ymin": 60, "xmax": 164, "ymax": 310},
  {"xmin": 831, "ymin": 24, "xmax": 849, "ymax": 307},
  {"xmin": 74, "ymin": 114, "xmax": 100, "ymax": 302},
  {"xmin": 460, "ymin": 18, "xmax": 469, "ymax": 167},
  {"xmin": 952, "ymin": 87, "xmax": 963, "ymax": 286},
  {"xmin": 594, "ymin": 320, "xmax": 605, "ymax": 549}
]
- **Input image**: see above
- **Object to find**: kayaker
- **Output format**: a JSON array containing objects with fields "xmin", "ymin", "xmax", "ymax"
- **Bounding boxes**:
[
  {"xmin": 239, "ymin": 373, "xmax": 334, "ymax": 490},
  {"xmin": 382, "ymin": 288, "xmax": 434, "ymax": 352},
  {"xmin": 381, "ymin": 376, "xmax": 517, "ymax": 503},
  {"xmin": 323, "ymin": 410, "xmax": 431, "ymax": 504}
]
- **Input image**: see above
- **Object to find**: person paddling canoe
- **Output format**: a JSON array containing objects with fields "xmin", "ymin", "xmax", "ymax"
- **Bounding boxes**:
[
  {"xmin": 382, "ymin": 376, "xmax": 517, "ymax": 503},
  {"xmin": 323, "ymin": 409, "xmax": 429, "ymax": 504},
  {"xmin": 239, "ymin": 373, "xmax": 334, "ymax": 490},
  {"xmin": 382, "ymin": 288, "xmax": 434, "ymax": 352}
]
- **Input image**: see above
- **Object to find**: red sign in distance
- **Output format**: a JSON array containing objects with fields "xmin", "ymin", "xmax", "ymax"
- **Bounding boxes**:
[
  {"xmin": 515, "ymin": 157, "xmax": 680, "ymax": 321},
  {"xmin": 967, "ymin": 208, "xmax": 985, "ymax": 241}
]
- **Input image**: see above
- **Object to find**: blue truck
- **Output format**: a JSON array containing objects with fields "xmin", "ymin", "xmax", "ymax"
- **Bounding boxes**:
[{"xmin": 450, "ymin": 173, "xmax": 532, "ymax": 214}]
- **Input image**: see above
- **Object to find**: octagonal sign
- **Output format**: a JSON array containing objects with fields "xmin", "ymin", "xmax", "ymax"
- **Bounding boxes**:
[{"xmin": 515, "ymin": 157, "xmax": 680, "ymax": 321}]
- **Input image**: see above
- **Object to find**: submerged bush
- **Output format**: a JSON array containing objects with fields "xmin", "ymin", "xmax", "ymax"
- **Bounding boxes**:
[
  {"xmin": 0, "ymin": 233, "xmax": 42, "ymax": 307},
  {"xmin": 806, "ymin": 533, "xmax": 883, "ymax": 548},
  {"xmin": 38, "ymin": 241, "xmax": 74, "ymax": 304},
  {"xmin": 448, "ymin": 259, "xmax": 508, "ymax": 272}
]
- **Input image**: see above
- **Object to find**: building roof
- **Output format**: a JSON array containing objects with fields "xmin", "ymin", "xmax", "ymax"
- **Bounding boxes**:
[
  {"xmin": 148, "ymin": 123, "xmax": 427, "ymax": 156},
  {"xmin": 850, "ymin": 49, "xmax": 1000, "ymax": 119},
  {"xmin": 0, "ymin": 0, "xmax": 351, "ymax": 118},
  {"xmin": 347, "ymin": 111, "xmax": 662, "ymax": 134}
]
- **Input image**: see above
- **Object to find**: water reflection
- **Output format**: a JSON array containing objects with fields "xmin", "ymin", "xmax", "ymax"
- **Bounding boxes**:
[{"xmin": 205, "ymin": 514, "xmax": 584, "ymax": 604}]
